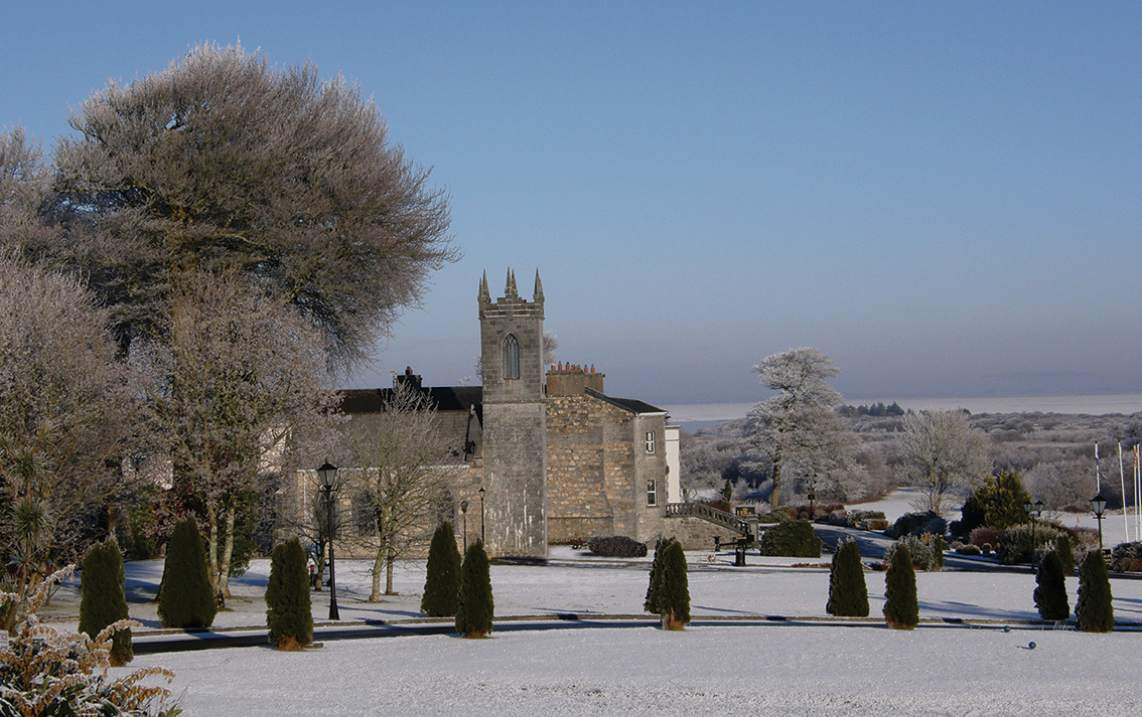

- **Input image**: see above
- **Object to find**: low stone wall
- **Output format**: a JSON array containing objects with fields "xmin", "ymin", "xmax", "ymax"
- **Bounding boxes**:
[{"xmin": 660, "ymin": 515, "xmax": 742, "ymax": 551}]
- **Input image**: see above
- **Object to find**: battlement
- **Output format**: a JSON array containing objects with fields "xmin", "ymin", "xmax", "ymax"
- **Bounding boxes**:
[
  {"xmin": 546, "ymin": 362, "xmax": 605, "ymax": 396},
  {"xmin": 478, "ymin": 268, "xmax": 544, "ymax": 320}
]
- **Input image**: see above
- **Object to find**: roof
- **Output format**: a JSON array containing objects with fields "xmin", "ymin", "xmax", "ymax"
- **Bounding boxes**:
[
  {"xmin": 338, "ymin": 386, "xmax": 484, "ymax": 422},
  {"xmin": 583, "ymin": 388, "xmax": 667, "ymax": 415}
]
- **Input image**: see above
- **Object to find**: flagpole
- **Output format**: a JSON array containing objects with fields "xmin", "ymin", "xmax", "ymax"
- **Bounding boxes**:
[{"xmin": 1119, "ymin": 443, "xmax": 1130, "ymax": 541}]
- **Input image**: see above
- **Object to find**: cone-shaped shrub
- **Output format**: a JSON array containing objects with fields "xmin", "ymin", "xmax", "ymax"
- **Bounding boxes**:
[
  {"xmin": 826, "ymin": 540, "xmax": 869, "ymax": 617},
  {"xmin": 644, "ymin": 536, "xmax": 675, "ymax": 614},
  {"xmin": 1075, "ymin": 552, "xmax": 1114, "ymax": 632},
  {"xmin": 1054, "ymin": 533, "xmax": 1075, "ymax": 576},
  {"xmin": 1033, "ymin": 550, "xmax": 1069, "ymax": 621},
  {"xmin": 158, "ymin": 518, "xmax": 217, "ymax": 629},
  {"xmin": 455, "ymin": 542, "xmax": 493, "ymax": 638},
  {"xmin": 79, "ymin": 539, "xmax": 132, "ymax": 665},
  {"xmin": 265, "ymin": 538, "xmax": 313, "ymax": 650},
  {"xmin": 421, "ymin": 522, "xmax": 462, "ymax": 617},
  {"xmin": 653, "ymin": 540, "xmax": 690, "ymax": 630},
  {"xmin": 883, "ymin": 543, "xmax": 918, "ymax": 629}
]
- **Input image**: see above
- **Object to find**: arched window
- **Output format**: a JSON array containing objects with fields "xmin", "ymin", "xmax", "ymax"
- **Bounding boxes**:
[{"xmin": 503, "ymin": 334, "xmax": 520, "ymax": 379}]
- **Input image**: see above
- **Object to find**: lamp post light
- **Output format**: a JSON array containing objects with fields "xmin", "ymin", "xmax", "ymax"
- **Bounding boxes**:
[
  {"xmin": 807, "ymin": 488, "xmax": 816, "ymax": 521},
  {"xmin": 460, "ymin": 500, "xmax": 469, "ymax": 552},
  {"xmin": 478, "ymin": 486, "xmax": 486, "ymax": 544},
  {"xmin": 1090, "ymin": 492, "xmax": 1107, "ymax": 552},
  {"xmin": 1024, "ymin": 499, "xmax": 1044, "ymax": 551},
  {"xmin": 317, "ymin": 461, "xmax": 340, "ymax": 621}
]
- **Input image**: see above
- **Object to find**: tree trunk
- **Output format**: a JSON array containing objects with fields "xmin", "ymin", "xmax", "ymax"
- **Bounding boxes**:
[
  {"xmin": 217, "ymin": 503, "xmax": 236, "ymax": 601},
  {"xmin": 385, "ymin": 550, "xmax": 396, "ymax": 595},
  {"xmin": 369, "ymin": 545, "xmax": 384, "ymax": 602},
  {"xmin": 206, "ymin": 501, "xmax": 220, "ymax": 595},
  {"xmin": 771, "ymin": 446, "xmax": 783, "ymax": 509}
]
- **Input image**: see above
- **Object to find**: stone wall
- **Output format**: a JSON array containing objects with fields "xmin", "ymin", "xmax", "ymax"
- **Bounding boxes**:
[{"xmin": 660, "ymin": 515, "xmax": 741, "ymax": 551}]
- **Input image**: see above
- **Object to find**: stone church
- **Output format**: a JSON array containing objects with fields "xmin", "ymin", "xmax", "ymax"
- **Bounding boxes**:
[{"xmin": 309, "ymin": 269, "xmax": 690, "ymax": 558}]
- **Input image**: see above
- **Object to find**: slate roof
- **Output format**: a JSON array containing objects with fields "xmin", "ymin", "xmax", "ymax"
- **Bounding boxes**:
[
  {"xmin": 338, "ymin": 386, "xmax": 484, "ymax": 423},
  {"xmin": 583, "ymin": 388, "xmax": 667, "ymax": 415}
]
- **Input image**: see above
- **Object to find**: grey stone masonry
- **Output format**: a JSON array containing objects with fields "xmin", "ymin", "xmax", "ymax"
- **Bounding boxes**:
[{"xmin": 478, "ymin": 269, "xmax": 548, "ymax": 557}]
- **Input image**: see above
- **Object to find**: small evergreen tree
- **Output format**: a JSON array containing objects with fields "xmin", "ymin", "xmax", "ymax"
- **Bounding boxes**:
[
  {"xmin": 455, "ymin": 542, "xmax": 494, "ymax": 638},
  {"xmin": 158, "ymin": 518, "xmax": 217, "ymax": 629},
  {"xmin": 1054, "ymin": 533, "xmax": 1075, "ymax": 575},
  {"xmin": 976, "ymin": 471, "xmax": 1032, "ymax": 529},
  {"xmin": 653, "ymin": 540, "xmax": 691, "ymax": 630},
  {"xmin": 1033, "ymin": 550, "xmax": 1069, "ymax": 621},
  {"xmin": 826, "ymin": 540, "xmax": 869, "ymax": 617},
  {"xmin": 421, "ymin": 522, "xmax": 462, "ymax": 617},
  {"xmin": 79, "ymin": 539, "xmax": 132, "ymax": 666},
  {"xmin": 644, "ymin": 536, "xmax": 674, "ymax": 614},
  {"xmin": 265, "ymin": 538, "xmax": 313, "ymax": 650},
  {"xmin": 1075, "ymin": 553, "xmax": 1114, "ymax": 632},
  {"xmin": 883, "ymin": 543, "xmax": 919, "ymax": 629}
]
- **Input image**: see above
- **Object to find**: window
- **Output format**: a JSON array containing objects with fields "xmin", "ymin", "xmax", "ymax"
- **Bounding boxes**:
[
  {"xmin": 645, "ymin": 431, "xmax": 656, "ymax": 454},
  {"xmin": 646, "ymin": 479, "xmax": 657, "ymax": 506},
  {"xmin": 503, "ymin": 334, "xmax": 520, "ymax": 379}
]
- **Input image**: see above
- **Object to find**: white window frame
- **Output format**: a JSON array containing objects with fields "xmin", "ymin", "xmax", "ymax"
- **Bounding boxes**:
[
  {"xmin": 646, "ymin": 478, "xmax": 657, "ymax": 506},
  {"xmin": 645, "ymin": 430, "xmax": 656, "ymax": 454}
]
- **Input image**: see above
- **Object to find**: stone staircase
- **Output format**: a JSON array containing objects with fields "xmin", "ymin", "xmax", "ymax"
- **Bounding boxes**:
[{"xmin": 665, "ymin": 502, "xmax": 753, "ymax": 539}]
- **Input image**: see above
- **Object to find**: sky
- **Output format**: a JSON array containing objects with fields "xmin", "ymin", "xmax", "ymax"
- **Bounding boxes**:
[{"xmin": 3, "ymin": 3, "xmax": 1141, "ymax": 405}]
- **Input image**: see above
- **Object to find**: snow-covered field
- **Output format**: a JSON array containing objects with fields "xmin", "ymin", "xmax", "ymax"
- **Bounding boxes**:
[{"xmin": 123, "ymin": 624, "xmax": 1142, "ymax": 716}]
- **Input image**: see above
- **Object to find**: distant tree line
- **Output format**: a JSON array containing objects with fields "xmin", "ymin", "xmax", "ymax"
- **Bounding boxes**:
[{"xmin": 837, "ymin": 402, "xmax": 906, "ymax": 417}]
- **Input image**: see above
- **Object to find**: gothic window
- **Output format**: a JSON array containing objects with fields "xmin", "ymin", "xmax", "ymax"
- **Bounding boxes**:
[
  {"xmin": 645, "ymin": 431, "xmax": 656, "ymax": 454},
  {"xmin": 646, "ymin": 479, "xmax": 657, "ymax": 506},
  {"xmin": 503, "ymin": 334, "xmax": 520, "ymax": 379}
]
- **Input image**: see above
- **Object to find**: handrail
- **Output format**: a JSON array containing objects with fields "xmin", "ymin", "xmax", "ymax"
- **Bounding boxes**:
[{"xmin": 665, "ymin": 502, "xmax": 752, "ymax": 537}]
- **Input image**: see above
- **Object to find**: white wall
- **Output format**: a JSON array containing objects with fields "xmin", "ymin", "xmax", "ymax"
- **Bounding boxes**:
[{"xmin": 665, "ymin": 425, "xmax": 681, "ymax": 504}]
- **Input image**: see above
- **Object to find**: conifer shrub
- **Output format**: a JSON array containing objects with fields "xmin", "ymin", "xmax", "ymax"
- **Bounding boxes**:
[
  {"xmin": 455, "ymin": 542, "xmax": 494, "ymax": 638},
  {"xmin": 997, "ymin": 523, "xmax": 1065, "ymax": 565},
  {"xmin": 421, "ymin": 521, "xmax": 462, "ymax": 617},
  {"xmin": 1108, "ymin": 541, "xmax": 1142, "ymax": 573},
  {"xmin": 644, "ymin": 536, "xmax": 676, "ymax": 614},
  {"xmin": 158, "ymin": 518, "xmax": 217, "ymax": 629},
  {"xmin": 884, "ymin": 511, "xmax": 946, "ymax": 539},
  {"xmin": 587, "ymin": 535, "xmax": 648, "ymax": 558},
  {"xmin": 758, "ymin": 520, "xmax": 821, "ymax": 557},
  {"xmin": 79, "ymin": 539, "xmax": 132, "ymax": 666},
  {"xmin": 265, "ymin": 538, "xmax": 313, "ymax": 650},
  {"xmin": 885, "ymin": 535, "xmax": 942, "ymax": 571},
  {"xmin": 1033, "ymin": 550, "xmax": 1069, "ymax": 621},
  {"xmin": 883, "ymin": 543, "xmax": 919, "ymax": 629},
  {"xmin": 826, "ymin": 540, "xmax": 868, "ymax": 617},
  {"xmin": 1075, "ymin": 553, "xmax": 1114, "ymax": 632},
  {"xmin": 652, "ymin": 540, "xmax": 690, "ymax": 630},
  {"xmin": 1054, "ymin": 533, "xmax": 1075, "ymax": 575},
  {"xmin": 954, "ymin": 544, "xmax": 982, "ymax": 556}
]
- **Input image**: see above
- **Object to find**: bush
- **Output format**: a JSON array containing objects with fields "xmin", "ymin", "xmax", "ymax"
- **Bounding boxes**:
[
  {"xmin": 422, "ymin": 522, "xmax": 462, "ymax": 616},
  {"xmin": 950, "ymin": 493, "xmax": 986, "ymax": 538},
  {"xmin": 1034, "ymin": 550, "xmax": 1069, "ymax": 621},
  {"xmin": 883, "ymin": 543, "xmax": 919, "ymax": 629},
  {"xmin": 158, "ymin": 518, "xmax": 217, "ymax": 629},
  {"xmin": 456, "ymin": 542, "xmax": 494, "ymax": 638},
  {"xmin": 826, "ymin": 540, "xmax": 868, "ymax": 617},
  {"xmin": 759, "ymin": 520, "xmax": 821, "ymax": 557},
  {"xmin": 866, "ymin": 519, "xmax": 890, "ymax": 531},
  {"xmin": 651, "ymin": 540, "xmax": 690, "ymax": 630},
  {"xmin": 587, "ymin": 535, "xmax": 648, "ymax": 558},
  {"xmin": 969, "ymin": 526, "xmax": 1001, "ymax": 548},
  {"xmin": 79, "ymin": 539, "xmax": 132, "ymax": 666},
  {"xmin": 997, "ymin": 523, "xmax": 1065, "ymax": 565},
  {"xmin": 955, "ymin": 544, "xmax": 982, "ymax": 556},
  {"xmin": 757, "ymin": 511, "xmax": 791, "ymax": 524},
  {"xmin": 975, "ymin": 471, "xmax": 1031, "ymax": 529},
  {"xmin": 1075, "ymin": 553, "xmax": 1114, "ymax": 632},
  {"xmin": 644, "ymin": 536, "xmax": 677, "ymax": 614},
  {"xmin": 884, "ymin": 511, "xmax": 946, "ymax": 539},
  {"xmin": 1109, "ymin": 541, "xmax": 1142, "ymax": 573},
  {"xmin": 265, "ymin": 538, "xmax": 313, "ymax": 650},
  {"xmin": 885, "ymin": 535, "xmax": 943, "ymax": 571},
  {"xmin": 1055, "ymin": 533, "xmax": 1076, "ymax": 575}
]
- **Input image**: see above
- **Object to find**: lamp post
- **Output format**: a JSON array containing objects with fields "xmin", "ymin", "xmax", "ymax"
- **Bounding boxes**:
[
  {"xmin": 807, "ymin": 478, "xmax": 816, "ymax": 521},
  {"xmin": 1090, "ymin": 492, "xmax": 1107, "ymax": 552},
  {"xmin": 478, "ymin": 486, "xmax": 486, "ymax": 544},
  {"xmin": 460, "ymin": 500, "xmax": 469, "ymax": 552},
  {"xmin": 1024, "ymin": 499, "xmax": 1043, "ymax": 549},
  {"xmin": 318, "ymin": 461, "xmax": 340, "ymax": 620}
]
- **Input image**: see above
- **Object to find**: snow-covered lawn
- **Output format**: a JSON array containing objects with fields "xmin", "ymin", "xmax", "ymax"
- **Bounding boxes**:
[{"xmin": 121, "ymin": 624, "xmax": 1142, "ymax": 716}]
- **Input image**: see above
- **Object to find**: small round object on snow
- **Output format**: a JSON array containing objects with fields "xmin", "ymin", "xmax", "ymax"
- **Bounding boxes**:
[{"xmin": 1028, "ymin": 641, "xmax": 1037, "ymax": 650}]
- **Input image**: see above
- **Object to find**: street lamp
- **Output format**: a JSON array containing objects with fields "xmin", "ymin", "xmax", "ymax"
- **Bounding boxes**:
[
  {"xmin": 478, "ymin": 486, "xmax": 486, "ymax": 544},
  {"xmin": 460, "ymin": 500, "xmax": 469, "ymax": 552},
  {"xmin": 318, "ymin": 461, "xmax": 340, "ymax": 620},
  {"xmin": 1090, "ymin": 492, "xmax": 1107, "ymax": 552},
  {"xmin": 807, "ymin": 482, "xmax": 816, "ymax": 521},
  {"xmin": 1024, "ymin": 499, "xmax": 1044, "ymax": 551}
]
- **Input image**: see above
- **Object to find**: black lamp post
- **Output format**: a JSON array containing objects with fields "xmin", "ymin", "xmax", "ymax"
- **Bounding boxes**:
[
  {"xmin": 478, "ymin": 486, "xmax": 486, "ymax": 544},
  {"xmin": 1024, "ymin": 499, "xmax": 1043, "ymax": 548},
  {"xmin": 460, "ymin": 499, "xmax": 469, "ymax": 552},
  {"xmin": 1090, "ymin": 492, "xmax": 1107, "ymax": 552},
  {"xmin": 318, "ymin": 461, "xmax": 340, "ymax": 620},
  {"xmin": 807, "ymin": 480, "xmax": 816, "ymax": 521}
]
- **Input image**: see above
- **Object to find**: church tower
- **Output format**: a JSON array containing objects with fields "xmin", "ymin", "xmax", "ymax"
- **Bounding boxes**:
[{"xmin": 477, "ymin": 269, "xmax": 547, "ymax": 557}]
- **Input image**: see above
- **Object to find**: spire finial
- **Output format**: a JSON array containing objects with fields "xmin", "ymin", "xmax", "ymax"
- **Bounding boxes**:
[
  {"xmin": 505, "ymin": 267, "xmax": 518, "ymax": 298},
  {"xmin": 479, "ymin": 270, "xmax": 491, "ymax": 304},
  {"xmin": 533, "ymin": 269, "xmax": 544, "ymax": 302}
]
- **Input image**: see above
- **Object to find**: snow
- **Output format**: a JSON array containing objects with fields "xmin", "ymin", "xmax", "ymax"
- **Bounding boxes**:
[{"xmin": 120, "ymin": 624, "xmax": 1142, "ymax": 716}]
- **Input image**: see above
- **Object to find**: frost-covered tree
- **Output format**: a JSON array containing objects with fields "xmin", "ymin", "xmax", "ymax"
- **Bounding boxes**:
[
  {"xmin": 748, "ymin": 348, "xmax": 854, "ymax": 507},
  {"xmin": 899, "ymin": 411, "xmax": 990, "ymax": 512}
]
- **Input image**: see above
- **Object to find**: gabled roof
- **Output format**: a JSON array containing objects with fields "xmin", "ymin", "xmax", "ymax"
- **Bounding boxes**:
[
  {"xmin": 584, "ymin": 388, "xmax": 666, "ymax": 415},
  {"xmin": 338, "ymin": 386, "xmax": 484, "ymax": 423}
]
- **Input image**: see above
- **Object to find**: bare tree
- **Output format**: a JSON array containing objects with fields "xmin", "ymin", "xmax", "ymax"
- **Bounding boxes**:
[
  {"xmin": 352, "ymin": 382, "xmax": 450, "ymax": 601},
  {"xmin": 159, "ymin": 272, "xmax": 337, "ymax": 603},
  {"xmin": 899, "ymin": 410, "xmax": 990, "ymax": 512},
  {"xmin": 748, "ymin": 348, "xmax": 853, "ymax": 508},
  {"xmin": 0, "ymin": 252, "xmax": 144, "ymax": 629}
]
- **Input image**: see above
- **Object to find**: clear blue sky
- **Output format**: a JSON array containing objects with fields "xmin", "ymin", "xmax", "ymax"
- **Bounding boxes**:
[{"xmin": 3, "ymin": 2, "xmax": 1140, "ymax": 404}]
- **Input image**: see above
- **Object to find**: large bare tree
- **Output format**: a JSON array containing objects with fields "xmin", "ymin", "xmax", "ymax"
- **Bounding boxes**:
[
  {"xmin": 899, "ymin": 410, "xmax": 990, "ymax": 512},
  {"xmin": 748, "ymin": 348, "xmax": 854, "ymax": 508}
]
